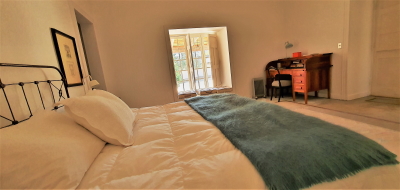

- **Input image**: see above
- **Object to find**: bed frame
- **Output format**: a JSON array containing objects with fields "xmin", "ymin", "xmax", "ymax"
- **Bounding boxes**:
[{"xmin": 0, "ymin": 63, "xmax": 70, "ymax": 128}]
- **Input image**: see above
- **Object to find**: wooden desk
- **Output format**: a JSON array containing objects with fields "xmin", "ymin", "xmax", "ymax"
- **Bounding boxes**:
[{"xmin": 265, "ymin": 53, "xmax": 332, "ymax": 104}]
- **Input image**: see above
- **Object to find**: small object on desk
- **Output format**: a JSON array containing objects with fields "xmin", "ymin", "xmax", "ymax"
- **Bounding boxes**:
[{"xmin": 292, "ymin": 52, "xmax": 302, "ymax": 57}]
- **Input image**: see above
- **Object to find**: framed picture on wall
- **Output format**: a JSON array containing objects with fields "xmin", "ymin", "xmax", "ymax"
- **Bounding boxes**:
[{"xmin": 50, "ymin": 28, "xmax": 83, "ymax": 87}]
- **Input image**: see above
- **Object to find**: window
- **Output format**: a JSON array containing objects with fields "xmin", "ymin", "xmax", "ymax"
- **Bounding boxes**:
[
  {"xmin": 170, "ymin": 36, "xmax": 191, "ymax": 92},
  {"xmin": 190, "ymin": 34, "xmax": 214, "ymax": 90},
  {"xmin": 168, "ymin": 27, "xmax": 232, "ymax": 99},
  {"xmin": 170, "ymin": 33, "xmax": 217, "ymax": 93}
]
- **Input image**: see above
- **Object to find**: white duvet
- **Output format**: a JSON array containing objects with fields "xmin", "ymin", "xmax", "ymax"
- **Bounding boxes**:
[{"xmin": 78, "ymin": 101, "xmax": 400, "ymax": 189}]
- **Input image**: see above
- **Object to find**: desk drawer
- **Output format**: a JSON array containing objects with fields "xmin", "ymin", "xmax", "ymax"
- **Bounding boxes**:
[
  {"xmin": 292, "ymin": 70, "xmax": 306, "ymax": 77},
  {"xmin": 293, "ymin": 77, "xmax": 305, "ymax": 84},
  {"xmin": 293, "ymin": 85, "xmax": 305, "ymax": 92}
]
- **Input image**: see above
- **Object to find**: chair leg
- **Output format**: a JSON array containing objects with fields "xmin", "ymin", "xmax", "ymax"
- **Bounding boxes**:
[
  {"xmin": 278, "ymin": 88, "xmax": 281, "ymax": 102},
  {"xmin": 270, "ymin": 88, "xmax": 273, "ymax": 101},
  {"xmin": 283, "ymin": 87, "xmax": 288, "ymax": 98}
]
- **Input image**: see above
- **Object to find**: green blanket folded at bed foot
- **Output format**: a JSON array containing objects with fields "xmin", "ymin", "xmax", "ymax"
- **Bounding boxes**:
[{"xmin": 185, "ymin": 94, "xmax": 398, "ymax": 190}]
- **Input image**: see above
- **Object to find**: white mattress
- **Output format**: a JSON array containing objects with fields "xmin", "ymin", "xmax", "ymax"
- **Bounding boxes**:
[{"xmin": 78, "ymin": 101, "xmax": 400, "ymax": 189}]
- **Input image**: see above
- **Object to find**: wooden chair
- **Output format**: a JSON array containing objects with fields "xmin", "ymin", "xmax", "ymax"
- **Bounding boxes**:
[{"xmin": 270, "ymin": 74, "xmax": 292, "ymax": 102}]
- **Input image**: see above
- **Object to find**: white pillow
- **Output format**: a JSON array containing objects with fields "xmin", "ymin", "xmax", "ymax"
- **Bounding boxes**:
[
  {"xmin": 55, "ymin": 90, "xmax": 136, "ymax": 146},
  {"xmin": 0, "ymin": 110, "xmax": 105, "ymax": 189}
]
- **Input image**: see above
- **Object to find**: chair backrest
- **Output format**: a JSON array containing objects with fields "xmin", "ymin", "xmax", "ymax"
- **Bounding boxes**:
[{"xmin": 274, "ymin": 74, "xmax": 291, "ymax": 81}]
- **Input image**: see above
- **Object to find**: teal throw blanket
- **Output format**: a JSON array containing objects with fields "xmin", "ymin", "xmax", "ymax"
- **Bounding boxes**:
[{"xmin": 185, "ymin": 94, "xmax": 398, "ymax": 190}]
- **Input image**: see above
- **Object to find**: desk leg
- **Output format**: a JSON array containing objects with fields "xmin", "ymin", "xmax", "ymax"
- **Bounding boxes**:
[
  {"xmin": 304, "ymin": 93, "xmax": 308, "ymax": 104},
  {"xmin": 327, "ymin": 87, "xmax": 331, "ymax": 99},
  {"xmin": 327, "ymin": 69, "xmax": 331, "ymax": 99},
  {"xmin": 315, "ymin": 91, "xmax": 318, "ymax": 97},
  {"xmin": 292, "ymin": 87, "xmax": 296, "ymax": 102}
]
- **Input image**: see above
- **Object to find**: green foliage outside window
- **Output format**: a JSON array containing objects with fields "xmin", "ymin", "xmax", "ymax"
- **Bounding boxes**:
[
  {"xmin": 194, "ymin": 59, "xmax": 202, "ymax": 69},
  {"xmin": 181, "ymin": 60, "xmax": 187, "ymax": 70},
  {"xmin": 175, "ymin": 71, "xmax": 183, "ymax": 84},
  {"xmin": 173, "ymin": 53, "xmax": 180, "ymax": 60},
  {"xmin": 174, "ymin": 61, "xmax": 181, "ymax": 71}
]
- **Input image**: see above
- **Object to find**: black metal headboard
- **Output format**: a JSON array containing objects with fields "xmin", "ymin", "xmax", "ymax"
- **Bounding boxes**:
[{"xmin": 0, "ymin": 63, "xmax": 70, "ymax": 128}]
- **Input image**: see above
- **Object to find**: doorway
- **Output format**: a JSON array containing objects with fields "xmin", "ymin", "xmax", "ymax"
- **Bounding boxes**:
[
  {"xmin": 74, "ymin": 10, "xmax": 106, "ymax": 91},
  {"xmin": 371, "ymin": 0, "xmax": 399, "ymax": 98}
]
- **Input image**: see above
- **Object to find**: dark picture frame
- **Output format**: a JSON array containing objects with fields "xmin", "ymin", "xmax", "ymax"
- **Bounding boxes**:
[{"xmin": 50, "ymin": 28, "xmax": 83, "ymax": 87}]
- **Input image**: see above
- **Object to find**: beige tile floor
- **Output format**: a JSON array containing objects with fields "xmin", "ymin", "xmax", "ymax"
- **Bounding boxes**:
[{"xmin": 258, "ymin": 94, "xmax": 400, "ymax": 131}]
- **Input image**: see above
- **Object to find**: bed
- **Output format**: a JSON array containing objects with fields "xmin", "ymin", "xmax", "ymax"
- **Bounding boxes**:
[{"xmin": 1, "ymin": 63, "xmax": 399, "ymax": 190}]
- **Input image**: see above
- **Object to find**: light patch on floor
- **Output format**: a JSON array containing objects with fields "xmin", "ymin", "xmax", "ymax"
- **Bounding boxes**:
[
  {"xmin": 259, "ymin": 94, "xmax": 400, "ymax": 130},
  {"xmin": 366, "ymin": 97, "xmax": 400, "ymax": 105}
]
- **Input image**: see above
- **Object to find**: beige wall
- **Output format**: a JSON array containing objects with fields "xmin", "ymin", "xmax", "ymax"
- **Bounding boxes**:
[
  {"xmin": 0, "ymin": 0, "xmax": 93, "ymax": 126},
  {"xmin": 347, "ymin": 0, "xmax": 373, "ymax": 100},
  {"xmin": 284, "ymin": 0, "xmax": 376, "ymax": 100},
  {"xmin": 2, "ymin": 0, "xmax": 383, "ymax": 109},
  {"xmin": 283, "ymin": 0, "xmax": 349, "ymax": 99},
  {"xmin": 216, "ymin": 28, "xmax": 232, "ymax": 88},
  {"xmin": 0, "ymin": 0, "xmax": 90, "ymax": 97},
  {"xmin": 75, "ymin": 1, "xmax": 287, "ymax": 108}
]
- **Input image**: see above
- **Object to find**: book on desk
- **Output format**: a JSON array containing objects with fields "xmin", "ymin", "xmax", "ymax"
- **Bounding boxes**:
[{"xmin": 290, "ymin": 62, "xmax": 304, "ymax": 68}]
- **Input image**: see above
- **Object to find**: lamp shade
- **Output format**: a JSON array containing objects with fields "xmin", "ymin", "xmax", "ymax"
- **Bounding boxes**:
[
  {"xmin": 285, "ymin": 41, "xmax": 293, "ymax": 49},
  {"xmin": 89, "ymin": 80, "xmax": 100, "ymax": 88}
]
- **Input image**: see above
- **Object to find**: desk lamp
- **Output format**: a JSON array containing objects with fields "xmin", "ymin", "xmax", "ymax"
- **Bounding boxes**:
[
  {"xmin": 83, "ymin": 75, "xmax": 100, "ymax": 93},
  {"xmin": 89, "ymin": 79, "xmax": 100, "ymax": 89},
  {"xmin": 285, "ymin": 41, "xmax": 293, "ymax": 58}
]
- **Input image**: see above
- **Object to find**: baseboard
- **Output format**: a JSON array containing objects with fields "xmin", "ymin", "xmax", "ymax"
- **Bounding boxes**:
[
  {"xmin": 330, "ymin": 93, "xmax": 343, "ymax": 100},
  {"xmin": 347, "ymin": 91, "xmax": 371, "ymax": 100},
  {"xmin": 300, "ymin": 90, "xmax": 342, "ymax": 100},
  {"xmin": 282, "ymin": 91, "xmax": 369, "ymax": 101}
]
